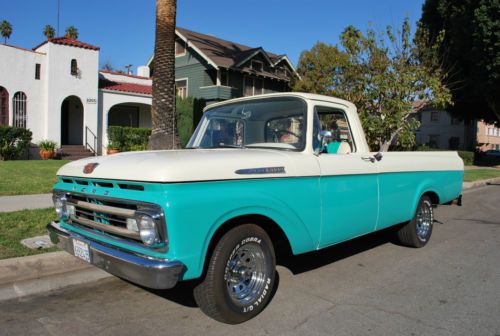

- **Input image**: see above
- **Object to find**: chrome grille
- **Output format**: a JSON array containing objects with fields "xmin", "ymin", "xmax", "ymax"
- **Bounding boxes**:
[{"xmin": 60, "ymin": 192, "xmax": 166, "ymax": 246}]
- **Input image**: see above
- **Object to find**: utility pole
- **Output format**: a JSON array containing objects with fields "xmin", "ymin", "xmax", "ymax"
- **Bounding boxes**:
[{"xmin": 57, "ymin": 0, "xmax": 60, "ymax": 36}]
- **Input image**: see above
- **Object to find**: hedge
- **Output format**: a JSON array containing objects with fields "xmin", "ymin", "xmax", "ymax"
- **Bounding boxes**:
[
  {"xmin": 107, "ymin": 126, "xmax": 151, "ymax": 152},
  {"xmin": 0, "ymin": 126, "xmax": 32, "ymax": 160},
  {"xmin": 176, "ymin": 96, "xmax": 205, "ymax": 148}
]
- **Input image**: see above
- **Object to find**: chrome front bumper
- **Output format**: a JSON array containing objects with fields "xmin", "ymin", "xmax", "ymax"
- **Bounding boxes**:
[{"xmin": 47, "ymin": 221, "xmax": 184, "ymax": 289}]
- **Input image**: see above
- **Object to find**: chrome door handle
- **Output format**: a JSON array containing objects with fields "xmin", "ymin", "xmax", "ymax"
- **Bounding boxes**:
[{"xmin": 362, "ymin": 156, "xmax": 376, "ymax": 163}]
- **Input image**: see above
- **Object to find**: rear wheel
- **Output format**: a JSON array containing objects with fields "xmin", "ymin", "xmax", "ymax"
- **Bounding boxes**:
[
  {"xmin": 396, "ymin": 195, "xmax": 434, "ymax": 248},
  {"xmin": 193, "ymin": 224, "xmax": 276, "ymax": 324}
]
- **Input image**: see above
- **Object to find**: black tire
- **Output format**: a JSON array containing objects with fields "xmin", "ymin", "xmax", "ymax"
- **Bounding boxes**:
[
  {"xmin": 193, "ymin": 224, "xmax": 276, "ymax": 324},
  {"xmin": 397, "ymin": 195, "xmax": 434, "ymax": 248}
]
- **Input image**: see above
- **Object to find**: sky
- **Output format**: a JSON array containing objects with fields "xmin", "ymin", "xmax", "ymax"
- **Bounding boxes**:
[{"xmin": 2, "ymin": 0, "xmax": 425, "ymax": 74}]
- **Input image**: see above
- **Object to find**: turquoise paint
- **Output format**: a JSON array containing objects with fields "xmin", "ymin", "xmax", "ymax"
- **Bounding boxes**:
[
  {"xmin": 326, "ymin": 142, "xmax": 341, "ymax": 154},
  {"xmin": 54, "ymin": 169, "xmax": 462, "ymax": 281}
]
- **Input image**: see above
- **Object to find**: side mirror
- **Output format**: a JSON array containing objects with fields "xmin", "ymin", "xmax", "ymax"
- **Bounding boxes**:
[{"xmin": 315, "ymin": 130, "xmax": 332, "ymax": 155}]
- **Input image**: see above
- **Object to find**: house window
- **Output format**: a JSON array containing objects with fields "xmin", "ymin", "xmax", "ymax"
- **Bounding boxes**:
[
  {"xmin": 176, "ymin": 79, "xmax": 188, "ymax": 98},
  {"xmin": 244, "ymin": 76, "xmax": 264, "ymax": 96},
  {"xmin": 429, "ymin": 134, "xmax": 440, "ymax": 148},
  {"xmin": 13, "ymin": 92, "xmax": 27, "ymax": 129},
  {"xmin": 0, "ymin": 87, "xmax": 8, "ymax": 126},
  {"xmin": 451, "ymin": 115, "xmax": 461, "ymax": 125},
  {"xmin": 71, "ymin": 59, "xmax": 78, "ymax": 76},
  {"xmin": 35, "ymin": 63, "xmax": 41, "ymax": 80},
  {"xmin": 430, "ymin": 111, "xmax": 439, "ymax": 122},
  {"xmin": 175, "ymin": 40, "xmax": 186, "ymax": 57},
  {"xmin": 251, "ymin": 60, "xmax": 263, "ymax": 72},
  {"xmin": 276, "ymin": 66, "xmax": 288, "ymax": 77},
  {"xmin": 220, "ymin": 70, "xmax": 229, "ymax": 86}
]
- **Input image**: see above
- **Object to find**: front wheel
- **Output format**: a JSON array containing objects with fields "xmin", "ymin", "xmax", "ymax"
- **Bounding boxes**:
[
  {"xmin": 193, "ymin": 224, "xmax": 276, "ymax": 324},
  {"xmin": 396, "ymin": 195, "xmax": 434, "ymax": 248}
]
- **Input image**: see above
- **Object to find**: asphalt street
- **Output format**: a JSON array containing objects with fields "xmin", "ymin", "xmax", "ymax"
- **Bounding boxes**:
[{"xmin": 1, "ymin": 184, "xmax": 499, "ymax": 336}]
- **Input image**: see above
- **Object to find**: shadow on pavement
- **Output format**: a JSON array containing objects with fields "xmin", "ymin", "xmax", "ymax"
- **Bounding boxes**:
[
  {"xmin": 277, "ymin": 226, "xmax": 397, "ymax": 275},
  {"xmin": 134, "ymin": 227, "xmax": 399, "ymax": 308}
]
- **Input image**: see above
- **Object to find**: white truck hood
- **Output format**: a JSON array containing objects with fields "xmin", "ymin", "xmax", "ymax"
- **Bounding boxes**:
[{"xmin": 57, "ymin": 149, "xmax": 301, "ymax": 183}]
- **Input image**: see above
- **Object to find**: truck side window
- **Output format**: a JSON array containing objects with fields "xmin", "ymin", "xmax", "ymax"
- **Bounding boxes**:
[{"xmin": 313, "ymin": 106, "xmax": 356, "ymax": 154}]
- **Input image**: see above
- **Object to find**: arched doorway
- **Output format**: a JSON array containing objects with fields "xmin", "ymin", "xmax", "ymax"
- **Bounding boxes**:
[
  {"xmin": 61, "ymin": 96, "xmax": 84, "ymax": 145},
  {"xmin": 0, "ymin": 86, "xmax": 9, "ymax": 126}
]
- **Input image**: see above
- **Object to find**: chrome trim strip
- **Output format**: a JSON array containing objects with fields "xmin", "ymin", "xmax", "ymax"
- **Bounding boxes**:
[
  {"xmin": 235, "ymin": 166, "xmax": 286, "ymax": 175},
  {"xmin": 71, "ymin": 200, "xmax": 136, "ymax": 217},
  {"xmin": 47, "ymin": 221, "xmax": 183, "ymax": 289},
  {"xmin": 69, "ymin": 215, "xmax": 140, "ymax": 240}
]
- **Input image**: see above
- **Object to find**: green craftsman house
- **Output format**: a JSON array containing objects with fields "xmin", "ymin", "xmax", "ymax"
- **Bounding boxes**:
[{"xmin": 147, "ymin": 27, "xmax": 299, "ymax": 104}]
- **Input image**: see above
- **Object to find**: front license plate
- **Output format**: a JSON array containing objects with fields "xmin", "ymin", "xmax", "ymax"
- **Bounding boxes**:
[{"xmin": 73, "ymin": 239, "xmax": 91, "ymax": 263}]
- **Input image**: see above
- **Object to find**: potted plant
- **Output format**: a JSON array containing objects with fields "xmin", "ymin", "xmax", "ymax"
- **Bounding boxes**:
[
  {"xmin": 107, "ymin": 142, "xmax": 120, "ymax": 155},
  {"xmin": 38, "ymin": 140, "xmax": 58, "ymax": 160}
]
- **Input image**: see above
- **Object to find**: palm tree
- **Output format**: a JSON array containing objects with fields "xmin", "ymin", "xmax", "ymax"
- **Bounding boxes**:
[
  {"xmin": 148, "ymin": 0, "xmax": 179, "ymax": 150},
  {"xmin": 65, "ymin": 26, "xmax": 78, "ymax": 39},
  {"xmin": 0, "ymin": 20, "xmax": 12, "ymax": 44},
  {"xmin": 43, "ymin": 24, "xmax": 56, "ymax": 39}
]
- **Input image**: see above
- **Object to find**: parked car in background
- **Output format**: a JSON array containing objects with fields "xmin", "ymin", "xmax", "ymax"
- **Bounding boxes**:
[{"xmin": 47, "ymin": 93, "xmax": 464, "ymax": 323}]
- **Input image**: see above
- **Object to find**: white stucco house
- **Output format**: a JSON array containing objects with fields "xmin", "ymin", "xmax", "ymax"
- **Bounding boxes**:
[{"xmin": 0, "ymin": 36, "xmax": 152, "ymax": 158}]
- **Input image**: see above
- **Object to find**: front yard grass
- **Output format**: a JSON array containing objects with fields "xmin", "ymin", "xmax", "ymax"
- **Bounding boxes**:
[
  {"xmin": 0, "ymin": 208, "xmax": 59, "ymax": 260},
  {"xmin": 0, "ymin": 160, "xmax": 69, "ymax": 196},
  {"xmin": 463, "ymin": 169, "xmax": 500, "ymax": 182}
]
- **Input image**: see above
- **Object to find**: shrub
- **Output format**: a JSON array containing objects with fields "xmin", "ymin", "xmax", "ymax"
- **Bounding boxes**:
[
  {"xmin": 176, "ymin": 97, "xmax": 205, "ymax": 148},
  {"xmin": 107, "ymin": 126, "xmax": 151, "ymax": 152},
  {"xmin": 457, "ymin": 151, "xmax": 474, "ymax": 165},
  {"xmin": 0, "ymin": 126, "xmax": 32, "ymax": 160}
]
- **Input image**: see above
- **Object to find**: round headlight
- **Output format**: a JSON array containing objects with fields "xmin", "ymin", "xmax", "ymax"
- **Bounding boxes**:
[
  {"xmin": 138, "ymin": 215, "xmax": 158, "ymax": 246},
  {"xmin": 53, "ymin": 194, "xmax": 68, "ymax": 220}
]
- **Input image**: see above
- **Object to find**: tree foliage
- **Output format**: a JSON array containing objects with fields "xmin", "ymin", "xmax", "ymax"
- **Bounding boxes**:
[
  {"xmin": 43, "ymin": 24, "xmax": 55, "ymax": 39},
  {"xmin": 65, "ymin": 26, "xmax": 79, "ymax": 39},
  {"xmin": 0, "ymin": 20, "xmax": 12, "ymax": 44},
  {"xmin": 418, "ymin": 0, "xmax": 500, "ymax": 122},
  {"xmin": 294, "ymin": 18, "xmax": 451, "ymax": 151}
]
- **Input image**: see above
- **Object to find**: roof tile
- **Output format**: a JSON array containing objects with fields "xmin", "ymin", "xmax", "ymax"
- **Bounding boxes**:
[{"xmin": 99, "ymin": 79, "xmax": 151, "ymax": 95}]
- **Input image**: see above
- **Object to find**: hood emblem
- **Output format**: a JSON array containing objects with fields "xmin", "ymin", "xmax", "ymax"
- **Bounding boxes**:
[
  {"xmin": 235, "ymin": 167, "xmax": 286, "ymax": 175},
  {"xmin": 83, "ymin": 162, "xmax": 99, "ymax": 174}
]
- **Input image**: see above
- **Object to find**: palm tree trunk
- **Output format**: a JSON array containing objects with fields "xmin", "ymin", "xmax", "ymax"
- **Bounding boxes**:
[{"xmin": 148, "ymin": 0, "xmax": 179, "ymax": 150}]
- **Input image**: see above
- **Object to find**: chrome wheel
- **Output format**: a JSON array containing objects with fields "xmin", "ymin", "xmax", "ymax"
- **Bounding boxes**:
[
  {"xmin": 225, "ymin": 243, "xmax": 267, "ymax": 306},
  {"xmin": 416, "ymin": 200, "xmax": 433, "ymax": 241}
]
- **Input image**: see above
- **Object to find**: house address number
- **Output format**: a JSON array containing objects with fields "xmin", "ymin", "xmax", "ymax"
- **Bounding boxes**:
[{"xmin": 86, "ymin": 98, "xmax": 97, "ymax": 104}]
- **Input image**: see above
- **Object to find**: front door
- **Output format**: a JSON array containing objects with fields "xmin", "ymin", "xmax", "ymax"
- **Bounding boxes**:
[
  {"xmin": 313, "ymin": 106, "xmax": 379, "ymax": 248},
  {"xmin": 61, "ymin": 97, "xmax": 83, "ymax": 145}
]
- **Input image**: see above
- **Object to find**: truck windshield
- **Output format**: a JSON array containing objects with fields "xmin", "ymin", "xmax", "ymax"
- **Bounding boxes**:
[{"xmin": 187, "ymin": 97, "xmax": 307, "ymax": 151}]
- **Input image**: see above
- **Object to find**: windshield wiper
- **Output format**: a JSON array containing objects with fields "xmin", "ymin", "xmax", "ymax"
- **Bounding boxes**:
[{"xmin": 214, "ymin": 144, "xmax": 245, "ymax": 149}]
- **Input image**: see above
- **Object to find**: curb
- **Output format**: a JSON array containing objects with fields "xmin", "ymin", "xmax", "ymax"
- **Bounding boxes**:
[
  {"xmin": 462, "ymin": 177, "xmax": 500, "ymax": 190},
  {"xmin": 0, "ymin": 251, "xmax": 110, "ymax": 302}
]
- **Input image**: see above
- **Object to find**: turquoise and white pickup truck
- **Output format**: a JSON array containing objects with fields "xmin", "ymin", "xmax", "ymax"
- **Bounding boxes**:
[{"xmin": 48, "ymin": 93, "xmax": 463, "ymax": 323}]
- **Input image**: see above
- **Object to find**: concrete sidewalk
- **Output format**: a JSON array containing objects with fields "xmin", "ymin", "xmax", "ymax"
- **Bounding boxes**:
[{"xmin": 0, "ymin": 194, "xmax": 52, "ymax": 212}]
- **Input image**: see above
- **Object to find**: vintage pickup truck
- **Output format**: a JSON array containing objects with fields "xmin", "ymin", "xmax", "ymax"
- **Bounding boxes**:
[{"xmin": 47, "ymin": 93, "xmax": 463, "ymax": 323}]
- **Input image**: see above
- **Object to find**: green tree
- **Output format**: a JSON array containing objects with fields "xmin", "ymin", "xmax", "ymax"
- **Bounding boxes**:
[
  {"xmin": 43, "ymin": 24, "xmax": 55, "ymax": 39},
  {"xmin": 0, "ymin": 20, "xmax": 12, "ymax": 44},
  {"xmin": 65, "ymin": 26, "xmax": 78, "ymax": 39},
  {"xmin": 418, "ymin": 0, "xmax": 500, "ymax": 122},
  {"xmin": 148, "ymin": 0, "xmax": 179, "ymax": 150},
  {"xmin": 294, "ymin": 18, "xmax": 451, "ymax": 151}
]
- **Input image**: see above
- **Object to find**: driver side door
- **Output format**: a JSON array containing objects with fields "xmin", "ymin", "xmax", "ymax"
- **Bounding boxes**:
[{"xmin": 314, "ymin": 106, "xmax": 379, "ymax": 248}]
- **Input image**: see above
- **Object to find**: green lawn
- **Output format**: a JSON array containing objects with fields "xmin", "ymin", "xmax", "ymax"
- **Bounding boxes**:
[
  {"xmin": 463, "ymin": 169, "xmax": 500, "ymax": 182},
  {"xmin": 0, "ymin": 208, "xmax": 59, "ymax": 260},
  {"xmin": 0, "ymin": 160, "xmax": 69, "ymax": 196}
]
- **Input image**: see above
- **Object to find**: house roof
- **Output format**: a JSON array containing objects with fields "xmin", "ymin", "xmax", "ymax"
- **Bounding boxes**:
[
  {"xmin": 33, "ymin": 36, "xmax": 100, "ymax": 51},
  {"xmin": 99, "ymin": 79, "xmax": 151, "ymax": 95},
  {"xmin": 149, "ymin": 27, "xmax": 298, "ymax": 80}
]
